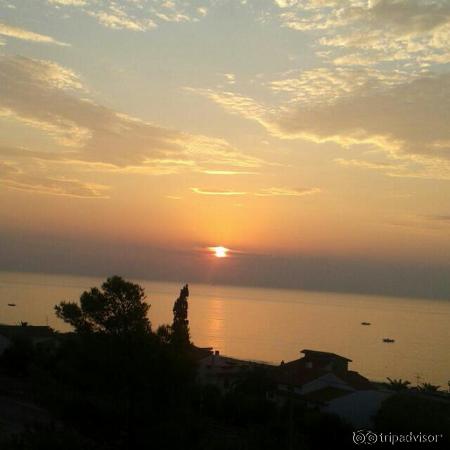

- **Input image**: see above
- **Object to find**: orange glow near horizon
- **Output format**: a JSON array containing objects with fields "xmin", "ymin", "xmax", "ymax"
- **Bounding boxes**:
[{"xmin": 210, "ymin": 246, "xmax": 229, "ymax": 258}]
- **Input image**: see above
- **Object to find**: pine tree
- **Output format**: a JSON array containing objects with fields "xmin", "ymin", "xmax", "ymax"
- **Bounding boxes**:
[
  {"xmin": 171, "ymin": 284, "xmax": 190, "ymax": 348},
  {"xmin": 55, "ymin": 276, "xmax": 151, "ymax": 336}
]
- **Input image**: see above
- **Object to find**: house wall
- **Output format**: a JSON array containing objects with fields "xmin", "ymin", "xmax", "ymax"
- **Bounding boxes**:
[
  {"xmin": 301, "ymin": 373, "xmax": 354, "ymax": 395},
  {"xmin": 324, "ymin": 390, "xmax": 392, "ymax": 428}
]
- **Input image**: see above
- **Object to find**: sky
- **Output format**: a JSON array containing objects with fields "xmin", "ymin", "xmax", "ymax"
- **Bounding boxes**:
[{"xmin": 0, "ymin": 0, "xmax": 449, "ymax": 299}]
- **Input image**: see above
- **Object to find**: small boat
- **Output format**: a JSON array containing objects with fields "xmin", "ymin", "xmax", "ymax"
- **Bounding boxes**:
[
  {"xmin": 7, "ymin": 303, "xmax": 16, "ymax": 307},
  {"xmin": 383, "ymin": 338, "xmax": 395, "ymax": 343},
  {"xmin": 361, "ymin": 322, "xmax": 371, "ymax": 326}
]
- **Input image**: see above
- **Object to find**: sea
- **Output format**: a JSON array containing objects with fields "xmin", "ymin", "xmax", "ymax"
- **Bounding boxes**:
[{"xmin": 0, "ymin": 271, "xmax": 449, "ymax": 388}]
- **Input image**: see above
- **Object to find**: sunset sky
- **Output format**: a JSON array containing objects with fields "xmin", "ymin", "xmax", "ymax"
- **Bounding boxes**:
[{"xmin": 1, "ymin": 0, "xmax": 449, "ymax": 298}]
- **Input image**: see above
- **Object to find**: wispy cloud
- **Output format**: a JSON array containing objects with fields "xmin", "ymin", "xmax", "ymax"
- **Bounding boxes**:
[
  {"xmin": 255, "ymin": 187, "xmax": 321, "ymax": 197},
  {"xmin": 185, "ymin": 87, "xmax": 277, "ymax": 135},
  {"xmin": 87, "ymin": 9, "xmax": 155, "ymax": 31},
  {"xmin": 274, "ymin": 0, "xmax": 450, "ymax": 69},
  {"xmin": 223, "ymin": 73, "xmax": 236, "ymax": 85},
  {"xmin": 48, "ymin": 0, "xmax": 86, "ymax": 5},
  {"xmin": 47, "ymin": 0, "xmax": 210, "ymax": 31},
  {"xmin": 191, "ymin": 186, "xmax": 321, "ymax": 197},
  {"xmin": 277, "ymin": 73, "xmax": 450, "ymax": 160},
  {"xmin": 0, "ymin": 22, "xmax": 69, "ymax": 46},
  {"xmin": 335, "ymin": 156, "xmax": 450, "ymax": 181},
  {"xmin": 190, "ymin": 187, "xmax": 248, "ymax": 196},
  {"xmin": 269, "ymin": 67, "xmax": 413, "ymax": 105},
  {"xmin": 2, "ymin": 177, "xmax": 109, "ymax": 198},
  {"xmin": 0, "ymin": 55, "xmax": 267, "ymax": 196},
  {"xmin": 335, "ymin": 158, "xmax": 401, "ymax": 171},
  {"xmin": 190, "ymin": 69, "xmax": 450, "ymax": 180},
  {"xmin": 0, "ymin": 161, "xmax": 108, "ymax": 198},
  {"xmin": 200, "ymin": 169, "xmax": 258, "ymax": 175},
  {"xmin": 165, "ymin": 195, "xmax": 183, "ymax": 200},
  {"xmin": 182, "ymin": 1, "xmax": 449, "ymax": 181},
  {"xmin": 428, "ymin": 214, "xmax": 450, "ymax": 222},
  {"xmin": 385, "ymin": 213, "xmax": 450, "ymax": 232}
]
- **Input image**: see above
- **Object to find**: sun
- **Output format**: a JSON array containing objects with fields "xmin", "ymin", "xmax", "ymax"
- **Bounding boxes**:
[{"xmin": 210, "ymin": 246, "xmax": 229, "ymax": 258}]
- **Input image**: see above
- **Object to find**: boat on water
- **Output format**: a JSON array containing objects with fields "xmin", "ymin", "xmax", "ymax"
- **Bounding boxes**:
[
  {"xmin": 361, "ymin": 322, "xmax": 371, "ymax": 326},
  {"xmin": 7, "ymin": 303, "xmax": 16, "ymax": 307},
  {"xmin": 383, "ymin": 338, "xmax": 395, "ymax": 343}
]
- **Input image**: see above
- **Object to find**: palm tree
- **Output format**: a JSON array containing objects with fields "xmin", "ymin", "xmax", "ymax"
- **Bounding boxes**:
[
  {"xmin": 386, "ymin": 377, "xmax": 411, "ymax": 391},
  {"xmin": 417, "ymin": 382, "xmax": 441, "ymax": 393}
]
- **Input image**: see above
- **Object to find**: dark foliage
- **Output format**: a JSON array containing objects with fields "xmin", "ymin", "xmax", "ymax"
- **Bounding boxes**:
[
  {"xmin": 375, "ymin": 393, "xmax": 450, "ymax": 435},
  {"xmin": 171, "ymin": 284, "xmax": 191, "ymax": 349},
  {"xmin": 1, "ymin": 336, "xmax": 35, "ymax": 376},
  {"xmin": 55, "ymin": 276, "xmax": 151, "ymax": 336},
  {"xmin": 0, "ymin": 425, "xmax": 99, "ymax": 450}
]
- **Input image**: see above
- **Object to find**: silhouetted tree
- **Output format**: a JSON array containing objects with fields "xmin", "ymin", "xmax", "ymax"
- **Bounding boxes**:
[
  {"xmin": 171, "ymin": 284, "xmax": 191, "ymax": 349},
  {"xmin": 418, "ymin": 382, "xmax": 441, "ymax": 392},
  {"xmin": 386, "ymin": 377, "xmax": 411, "ymax": 391},
  {"xmin": 0, "ymin": 335, "xmax": 35, "ymax": 376},
  {"xmin": 48, "ymin": 278, "xmax": 200, "ymax": 449},
  {"xmin": 55, "ymin": 276, "xmax": 151, "ymax": 336},
  {"xmin": 156, "ymin": 323, "xmax": 172, "ymax": 344},
  {"xmin": 375, "ymin": 393, "xmax": 450, "ymax": 446},
  {"xmin": 0, "ymin": 424, "xmax": 98, "ymax": 450}
]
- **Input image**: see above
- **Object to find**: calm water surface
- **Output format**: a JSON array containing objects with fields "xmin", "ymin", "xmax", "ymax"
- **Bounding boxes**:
[{"xmin": 0, "ymin": 271, "xmax": 449, "ymax": 388}]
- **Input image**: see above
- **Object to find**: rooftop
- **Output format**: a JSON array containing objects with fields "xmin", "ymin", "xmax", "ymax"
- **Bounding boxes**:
[
  {"xmin": 0, "ymin": 324, "xmax": 54, "ymax": 340},
  {"xmin": 301, "ymin": 349, "xmax": 352, "ymax": 362},
  {"xmin": 272, "ymin": 349, "xmax": 371, "ymax": 391}
]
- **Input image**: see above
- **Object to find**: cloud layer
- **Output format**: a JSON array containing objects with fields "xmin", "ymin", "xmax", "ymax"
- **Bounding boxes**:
[
  {"xmin": 191, "ymin": 186, "xmax": 321, "ymax": 197},
  {"xmin": 47, "ymin": 0, "xmax": 210, "ymax": 31},
  {"xmin": 0, "ymin": 160, "xmax": 108, "ymax": 198},
  {"xmin": 0, "ymin": 22, "xmax": 68, "ymax": 45},
  {"xmin": 190, "ymin": 68, "xmax": 450, "ymax": 180},
  {"xmin": 0, "ymin": 55, "xmax": 266, "ymax": 196},
  {"xmin": 277, "ymin": 73, "xmax": 450, "ymax": 159},
  {"xmin": 274, "ymin": 0, "xmax": 450, "ymax": 68}
]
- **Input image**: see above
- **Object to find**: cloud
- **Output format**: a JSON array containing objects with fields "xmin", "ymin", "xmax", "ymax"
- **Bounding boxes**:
[
  {"xmin": 387, "ymin": 213, "xmax": 450, "ymax": 232},
  {"xmin": 190, "ymin": 187, "xmax": 247, "ymax": 196},
  {"xmin": 48, "ymin": 0, "xmax": 86, "ymax": 5},
  {"xmin": 335, "ymin": 156, "xmax": 450, "ymax": 181},
  {"xmin": 0, "ymin": 161, "xmax": 108, "ymax": 198},
  {"xmin": 190, "ymin": 186, "xmax": 321, "ymax": 197},
  {"xmin": 165, "ymin": 195, "xmax": 182, "ymax": 200},
  {"xmin": 2, "ymin": 177, "xmax": 109, "ymax": 198},
  {"xmin": 428, "ymin": 214, "xmax": 450, "ymax": 222},
  {"xmin": 0, "ymin": 55, "xmax": 265, "ymax": 186},
  {"xmin": 47, "ymin": 0, "xmax": 210, "ymax": 31},
  {"xmin": 0, "ymin": 22, "xmax": 69, "ymax": 46},
  {"xmin": 186, "ymin": 87, "xmax": 269, "ymax": 119},
  {"xmin": 223, "ymin": 73, "xmax": 236, "ymax": 85},
  {"xmin": 0, "ymin": 160, "xmax": 20, "ymax": 177},
  {"xmin": 366, "ymin": 0, "xmax": 450, "ymax": 35},
  {"xmin": 191, "ymin": 68, "xmax": 450, "ymax": 180},
  {"xmin": 269, "ymin": 66, "xmax": 413, "ymax": 105},
  {"xmin": 277, "ymin": 73, "xmax": 450, "ymax": 160},
  {"xmin": 3, "ymin": 57, "xmax": 83, "ymax": 90},
  {"xmin": 185, "ymin": 87, "xmax": 276, "ymax": 134},
  {"xmin": 255, "ymin": 187, "xmax": 321, "ymax": 197},
  {"xmin": 201, "ymin": 169, "xmax": 258, "ymax": 175},
  {"xmin": 87, "ymin": 9, "xmax": 155, "ymax": 31},
  {"xmin": 274, "ymin": 0, "xmax": 450, "ymax": 69},
  {"xmin": 335, "ymin": 158, "xmax": 400, "ymax": 171}
]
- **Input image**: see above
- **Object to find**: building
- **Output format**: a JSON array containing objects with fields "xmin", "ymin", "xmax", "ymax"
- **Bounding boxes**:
[
  {"xmin": 0, "ymin": 323, "xmax": 55, "ymax": 356},
  {"xmin": 197, "ymin": 350, "xmax": 268, "ymax": 392},
  {"xmin": 269, "ymin": 349, "xmax": 394, "ymax": 426},
  {"xmin": 272, "ymin": 349, "xmax": 374, "ymax": 403}
]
